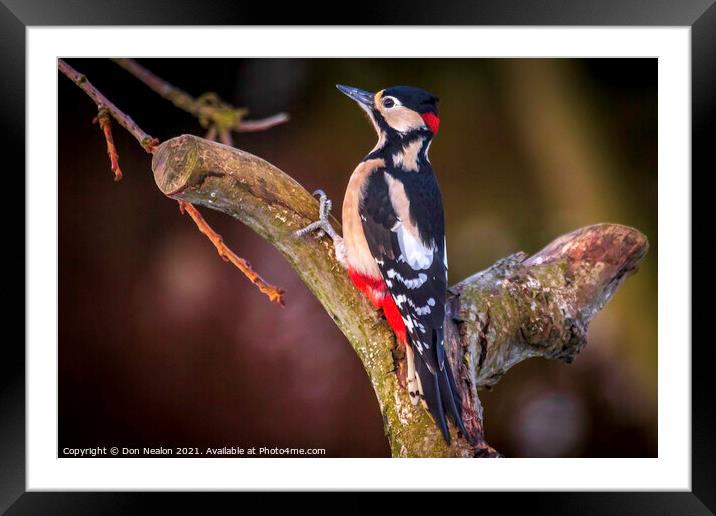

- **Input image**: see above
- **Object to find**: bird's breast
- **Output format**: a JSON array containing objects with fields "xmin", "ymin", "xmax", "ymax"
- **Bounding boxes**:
[{"xmin": 342, "ymin": 158, "xmax": 385, "ymax": 278}]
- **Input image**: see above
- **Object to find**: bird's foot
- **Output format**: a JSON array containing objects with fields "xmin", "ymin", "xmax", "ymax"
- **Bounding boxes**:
[{"xmin": 295, "ymin": 189, "xmax": 347, "ymax": 266}]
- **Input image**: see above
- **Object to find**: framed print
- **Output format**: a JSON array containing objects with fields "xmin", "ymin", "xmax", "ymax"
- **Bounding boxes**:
[{"xmin": 4, "ymin": 0, "xmax": 712, "ymax": 511}]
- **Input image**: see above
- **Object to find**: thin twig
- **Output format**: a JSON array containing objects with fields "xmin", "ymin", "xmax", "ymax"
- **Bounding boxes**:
[
  {"xmin": 58, "ymin": 59, "xmax": 159, "ymax": 153},
  {"xmin": 177, "ymin": 201, "xmax": 285, "ymax": 306},
  {"xmin": 59, "ymin": 59, "xmax": 286, "ymax": 305},
  {"xmin": 219, "ymin": 128, "xmax": 233, "ymax": 147},
  {"xmin": 111, "ymin": 58, "xmax": 289, "ymax": 135},
  {"xmin": 235, "ymin": 113, "xmax": 290, "ymax": 133},
  {"xmin": 93, "ymin": 107, "xmax": 123, "ymax": 181}
]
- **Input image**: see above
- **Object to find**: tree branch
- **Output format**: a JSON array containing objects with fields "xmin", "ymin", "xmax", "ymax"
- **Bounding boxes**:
[
  {"xmin": 93, "ymin": 107, "xmax": 123, "ymax": 181},
  {"xmin": 151, "ymin": 134, "xmax": 649, "ymax": 457},
  {"xmin": 177, "ymin": 201, "xmax": 285, "ymax": 305},
  {"xmin": 59, "ymin": 59, "xmax": 285, "ymax": 305},
  {"xmin": 58, "ymin": 59, "xmax": 159, "ymax": 153}
]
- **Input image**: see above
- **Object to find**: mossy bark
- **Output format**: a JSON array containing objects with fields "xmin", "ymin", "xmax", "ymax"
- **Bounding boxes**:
[{"xmin": 152, "ymin": 134, "xmax": 649, "ymax": 458}]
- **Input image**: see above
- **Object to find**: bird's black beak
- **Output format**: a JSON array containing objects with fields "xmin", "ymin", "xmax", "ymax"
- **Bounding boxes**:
[{"xmin": 336, "ymin": 84, "xmax": 374, "ymax": 108}]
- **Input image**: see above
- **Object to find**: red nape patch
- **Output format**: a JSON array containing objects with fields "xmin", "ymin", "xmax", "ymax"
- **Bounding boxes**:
[{"xmin": 421, "ymin": 112, "xmax": 440, "ymax": 134}]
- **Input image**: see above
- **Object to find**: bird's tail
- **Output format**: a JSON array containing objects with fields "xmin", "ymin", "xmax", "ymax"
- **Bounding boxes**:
[{"xmin": 413, "ymin": 353, "xmax": 470, "ymax": 444}]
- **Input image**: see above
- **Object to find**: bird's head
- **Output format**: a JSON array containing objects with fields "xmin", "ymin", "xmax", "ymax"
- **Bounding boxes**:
[{"xmin": 336, "ymin": 84, "xmax": 440, "ymax": 141}]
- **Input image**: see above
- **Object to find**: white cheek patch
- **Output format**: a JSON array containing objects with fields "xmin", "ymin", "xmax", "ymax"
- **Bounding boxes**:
[{"xmin": 392, "ymin": 221, "xmax": 434, "ymax": 270}]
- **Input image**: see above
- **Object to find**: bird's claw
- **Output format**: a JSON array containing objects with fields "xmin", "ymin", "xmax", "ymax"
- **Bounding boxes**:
[
  {"xmin": 294, "ymin": 189, "xmax": 339, "ymax": 241},
  {"xmin": 312, "ymin": 190, "xmax": 333, "ymax": 223},
  {"xmin": 294, "ymin": 220, "xmax": 326, "ymax": 239},
  {"xmin": 295, "ymin": 189, "xmax": 347, "ymax": 267}
]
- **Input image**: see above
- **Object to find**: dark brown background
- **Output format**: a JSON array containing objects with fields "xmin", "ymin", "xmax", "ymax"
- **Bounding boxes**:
[{"xmin": 59, "ymin": 58, "xmax": 657, "ymax": 457}]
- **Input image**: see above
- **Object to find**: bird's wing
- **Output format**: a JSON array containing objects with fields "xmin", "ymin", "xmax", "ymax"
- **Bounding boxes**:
[
  {"xmin": 360, "ymin": 167, "xmax": 469, "ymax": 443},
  {"xmin": 359, "ymin": 168, "xmax": 448, "ymax": 372}
]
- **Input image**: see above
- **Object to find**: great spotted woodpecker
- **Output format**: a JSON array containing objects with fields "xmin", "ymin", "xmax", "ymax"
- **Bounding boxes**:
[{"xmin": 296, "ymin": 85, "xmax": 469, "ymax": 444}]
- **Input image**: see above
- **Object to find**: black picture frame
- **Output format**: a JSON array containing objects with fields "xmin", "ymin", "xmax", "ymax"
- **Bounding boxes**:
[{"xmin": 4, "ymin": 0, "xmax": 712, "ymax": 512}]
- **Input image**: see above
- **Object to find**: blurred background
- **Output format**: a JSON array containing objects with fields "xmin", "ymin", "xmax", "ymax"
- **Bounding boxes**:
[{"xmin": 59, "ymin": 58, "xmax": 657, "ymax": 458}]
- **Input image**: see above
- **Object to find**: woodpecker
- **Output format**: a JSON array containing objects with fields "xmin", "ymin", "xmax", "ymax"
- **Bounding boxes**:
[{"xmin": 296, "ymin": 84, "xmax": 469, "ymax": 444}]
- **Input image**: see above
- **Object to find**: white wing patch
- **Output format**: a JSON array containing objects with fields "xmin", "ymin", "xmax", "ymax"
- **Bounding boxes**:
[
  {"xmin": 386, "ymin": 269, "xmax": 428, "ymax": 289},
  {"xmin": 443, "ymin": 237, "xmax": 448, "ymax": 269},
  {"xmin": 392, "ymin": 221, "xmax": 434, "ymax": 270}
]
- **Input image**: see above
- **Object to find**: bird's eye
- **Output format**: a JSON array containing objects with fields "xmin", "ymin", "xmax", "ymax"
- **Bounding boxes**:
[{"xmin": 382, "ymin": 97, "xmax": 395, "ymax": 109}]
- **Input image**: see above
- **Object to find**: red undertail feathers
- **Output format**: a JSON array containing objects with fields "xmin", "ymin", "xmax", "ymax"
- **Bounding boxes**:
[{"xmin": 348, "ymin": 268, "xmax": 407, "ymax": 344}]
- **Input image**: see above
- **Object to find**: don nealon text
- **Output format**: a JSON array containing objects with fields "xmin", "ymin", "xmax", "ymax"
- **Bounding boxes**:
[{"xmin": 61, "ymin": 446, "xmax": 327, "ymax": 457}]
